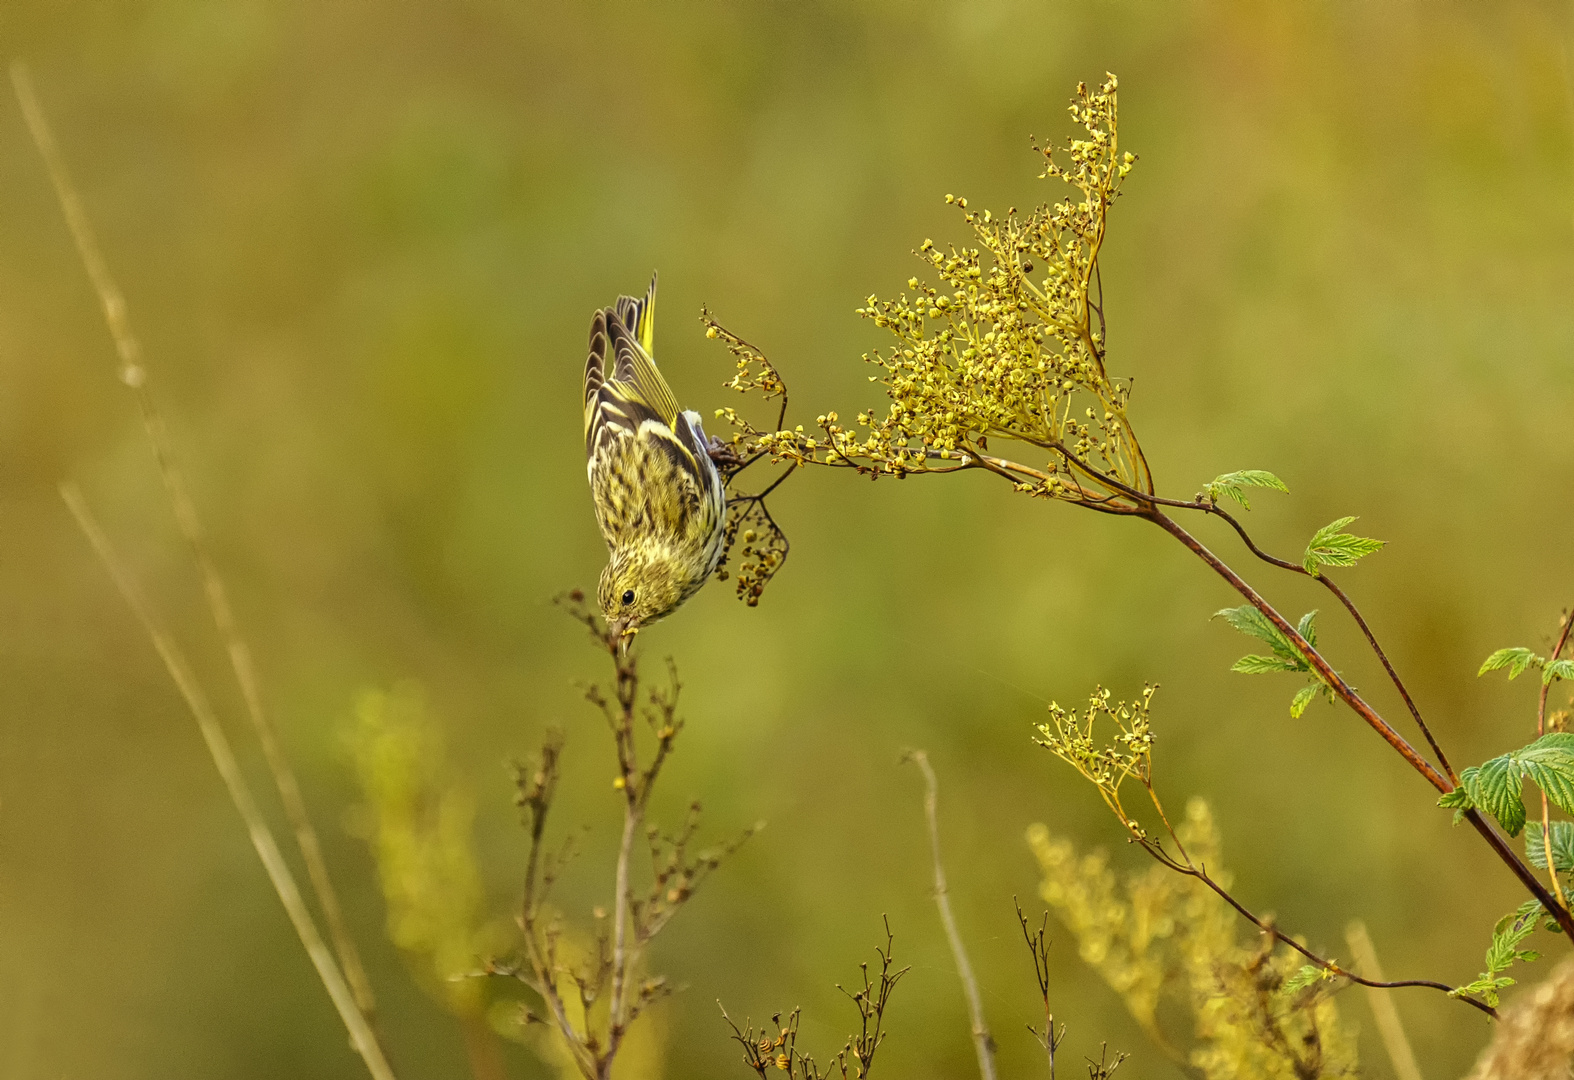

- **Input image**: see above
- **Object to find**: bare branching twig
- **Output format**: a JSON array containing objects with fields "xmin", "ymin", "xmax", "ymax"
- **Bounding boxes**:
[
  {"xmin": 492, "ymin": 593, "xmax": 756, "ymax": 1080},
  {"xmin": 1015, "ymin": 899, "xmax": 1066, "ymax": 1078},
  {"xmin": 721, "ymin": 918, "xmax": 908, "ymax": 1080}
]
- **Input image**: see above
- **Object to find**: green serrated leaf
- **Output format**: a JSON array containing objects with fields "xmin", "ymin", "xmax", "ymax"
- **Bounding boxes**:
[
  {"xmin": 1214, "ymin": 605, "xmax": 1311, "ymax": 672},
  {"xmin": 1526, "ymin": 821, "xmax": 1574, "ymax": 871},
  {"xmin": 1520, "ymin": 735, "xmax": 1574, "ymax": 816},
  {"xmin": 1214, "ymin": 605, "xmax": 1293, "ymax": 651},
  {"xmin": 1303, "ymin": 516, "xmax": 1386, "ymax": 576},
  {"xmin": 1438, "ymin": 786, "xmax": 1473, "ymax": 823},
  {"xmin": 1458, "ymin": 902, "xmax": 1546, "ymax": 1007},
  {"xmin": 1204, "ymin": 470, "xmax": 1289, "ymax": 511},
  {"xmin": 1452, "ymin": 735, "xmax": 1574, "ymax": 834},
  {"xmin": 1486, "ymin": 905, "xmax": 1541, "ymax": 969},
  {"xmin": 1452, "ymin": 973, "xmax": 1516, "ymax": 1007},
  {"xmin": 1296, "ymin": 610, "xmax": 1319, "ymax": 649},
  {"xmin": 1544, "ymin": 659, "xmax": 1574, "ymax": 685},
  {"xmin": 1480, "ymin": 647, "xmax": 1542, "ymax": 679},
  {"xmin": 1463, "ymin": 758, "xmax": 1527, "ymax": 836},
  {"xmin": 1232, "ymin": 654, "xmax": 1302, "ymax": 675},
  {"xmin": 1290, "ymin": 683, "xmax": 1319, "ymax": 718}
]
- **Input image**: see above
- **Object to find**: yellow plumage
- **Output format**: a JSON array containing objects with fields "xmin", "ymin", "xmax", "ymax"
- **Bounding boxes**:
[{"xmin": 584, "ymin": 274, "xmax": 725, "ymax": 634}]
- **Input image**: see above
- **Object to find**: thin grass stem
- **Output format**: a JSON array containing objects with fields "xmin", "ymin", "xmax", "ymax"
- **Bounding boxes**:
[
  {"xmin": 60, "ymin": 484, "xmax": 397, "ymax": 1080},
  {"xmin": 12, "ymin": 58, "xmax": 380, "ymax": 1020},
  {"xmin": 906, "ymin": 750, "xmax": 997, "ymax": 1080},
  {"xmin": 1345, "ymin": 920, "xmax": 1424, "ymax": 1080}
]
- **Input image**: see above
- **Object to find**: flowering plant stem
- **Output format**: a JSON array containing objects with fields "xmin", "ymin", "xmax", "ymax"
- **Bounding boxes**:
[{"xmin": 955, "ymin": 436, "xmax": 1574, "ymax": 940}]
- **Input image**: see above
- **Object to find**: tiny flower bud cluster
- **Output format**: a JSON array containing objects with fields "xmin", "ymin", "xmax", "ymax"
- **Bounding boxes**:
[
  {"xmin": 1035, "ymin": 683, "xmax": 1159, "ymax": 828},
  {"xmin": 710, "ymin": 74, "xmax": 1152, "ymax": 508}
]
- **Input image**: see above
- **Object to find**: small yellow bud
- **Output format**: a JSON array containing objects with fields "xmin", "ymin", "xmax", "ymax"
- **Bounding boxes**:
[
  {"xmin": 612, "ymin": 776, "xmax": 626, "ymax": 790},
  {"xmin": 775, "ymin": 1054, "xmax": 790, "ymax": 1070},
  {"xmin": 706, "ymin": 326, "xmax": 719, "ymax": 338}
]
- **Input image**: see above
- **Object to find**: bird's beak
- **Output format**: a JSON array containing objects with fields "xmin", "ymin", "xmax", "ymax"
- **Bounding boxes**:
[{"xmin": 608, "ymin": 616, "xmax": 640, "ymax": 645}]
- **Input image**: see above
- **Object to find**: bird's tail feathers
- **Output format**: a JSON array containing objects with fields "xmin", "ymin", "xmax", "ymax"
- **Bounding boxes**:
[{"xmin": 614, "ymin": 271, "xmax": 658, "ymax": 357}]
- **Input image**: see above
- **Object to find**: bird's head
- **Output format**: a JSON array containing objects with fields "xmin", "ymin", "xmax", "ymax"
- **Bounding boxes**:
[{"xmin": 598, "ymin": 546, "xmax": 689, "ymax": 639}]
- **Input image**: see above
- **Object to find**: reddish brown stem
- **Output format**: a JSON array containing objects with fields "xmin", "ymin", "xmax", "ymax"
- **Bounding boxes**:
[
  {"xmin": 1143, "ymin": 507, "xmax": 1574, "ymax": 939},
  {"xmin": 1537, "ymin": 611, "xmax": 1574, "ymax": 913},
  {"xmin": 1143, "ymin": 840, "xmax": 1498, "ymax": 1019},
  {"xmin": 1537, "ymin": 611, "xmax": 1573, "ymax": 739},
  {"xmin": 1146, "ymin": 508, "xmax": 1445, "ymax": 786},
  {"xmin": 1201, "ymin": 503, "xmax": 1456, "ymax": 782}
]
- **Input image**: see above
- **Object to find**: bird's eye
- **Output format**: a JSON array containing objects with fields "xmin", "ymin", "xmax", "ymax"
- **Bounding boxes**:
[{"xmin": 622, "ymin": 589, "xmax": 635, "ymax": 606}]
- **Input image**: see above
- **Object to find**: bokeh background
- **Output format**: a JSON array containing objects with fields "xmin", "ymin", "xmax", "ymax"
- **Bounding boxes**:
[{"xmin": 3, "ymin": 1, "xmax": 1574, "ymax": 1076}]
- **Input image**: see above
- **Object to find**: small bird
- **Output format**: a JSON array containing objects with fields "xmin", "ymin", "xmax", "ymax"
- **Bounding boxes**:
[{"xmin": 583, "ymin": 274, "xmax": 725, "ymax": 638}]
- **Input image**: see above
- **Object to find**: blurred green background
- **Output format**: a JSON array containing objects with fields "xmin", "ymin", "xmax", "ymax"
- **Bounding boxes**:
[{"xmin": 2, "ymin": 1, "xmax": 1573, "ymax": 1076}]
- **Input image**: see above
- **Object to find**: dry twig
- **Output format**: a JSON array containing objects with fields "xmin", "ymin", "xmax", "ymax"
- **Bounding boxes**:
[
  {"xmin": 721, "ymin": 918, "xmax": 908, "ymax": 1080},
  {"xmin": 17, "ymin": 58, "xmax": 389, "ymax": 1074},
  {"xmin": 491, "ymin": 594, "xmax": 756, "ymax": 1079},
  {"xmin": 905, "ymin": 750, "xmax": 997, "ymax": 1080}
]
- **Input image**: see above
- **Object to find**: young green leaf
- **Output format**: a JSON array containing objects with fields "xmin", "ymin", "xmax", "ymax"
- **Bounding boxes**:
[
  {"xmin": 1479, "ymin": 647, "xmax": 1542, "ymax": 680},
  {"xmin": 1461, "ymin": 758, "xmax": 1528, "ymax": 836},
  {"xmin": 1437, "ymin": 786, "xmax": 1473, "ymax": 824},
  {"xmin": 1296, "ymin": 610, "xmax": 1319, "ymax": 649},
  {"xmin": 1203, "ymin": 469, "xmax": 1289, "ymax": 511},
  {"xmin": 1214, "ymin": 606, "xmax": 1321, "ymax": 668},
  {"xmin": 1232, "ymin": 654, "xmax": 1302, "ymax": 674},
  {"xmin": 1518, "ymin": 733, "xmax": 1574, "ymax": 816},
  {"xmin": 1525, "ymin": 820, "xmax": 1574, "ymax": 872},
  {"xmin": 1214, "ymin": 605, "xmax": 1298, "ymax": 657},
  {"xmin": 1302, "ymin": 516, "xmax": 1385, "ymax": 576},
  {"xmin": 1280, "ymin": 963, "xmax": 1328, "ymax": 994},
  {"xmin": 1289, "ymin": 683, "xmax": 1319, "ymax": 719},
  {"xmin": 1449, "ymin": 733, "xmax": 1574, "ymax": 836},
  {"xmin": 1544, "ymin": 658, "xmax": 1574, "ymax": 685},
  {"xmin": 1452, "ymin": 901, "xmax": 1544, "ymax": 1008},
  {"xmin": 1215, "ymin": 607, "xmax": 1331, "ymax": 717}
]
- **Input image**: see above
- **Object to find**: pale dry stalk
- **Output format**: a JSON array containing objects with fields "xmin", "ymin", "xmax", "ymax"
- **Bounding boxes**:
[
  {"xmin": 606, "ymin": 795, "xmax": 640, "ymax": 1077},
  {"xmin": 60, "ymin": 485, "xmax": 397, "ymax": 1080},
  {"xmin": 907, "ymin": 750, "xmax": 997, "ymax": 1080},
  {"xmin": 11, "ymin": 59, "xmax": 379, "ymax": 1019},
  {"xmin": 1344, "ymin": 921, "xmax": 1422, "ymax": 1080}
]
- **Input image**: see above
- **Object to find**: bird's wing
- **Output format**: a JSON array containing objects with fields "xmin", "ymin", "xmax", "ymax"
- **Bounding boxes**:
[
  {"xmin": 584, "ymin": 273, "xmax": 687, "ymax": 462},
  {"xmin": 605, "ymin": 312, "xmax": 682, "ymax": 429}
]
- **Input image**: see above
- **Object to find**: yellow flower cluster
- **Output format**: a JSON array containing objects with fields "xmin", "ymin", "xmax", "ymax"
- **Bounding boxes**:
[
  {"xmin": 1036, "ymin": 684, "xmax": 1158, "ymax": 830},
  {"xmin": 713, "ymin": 74, "xmax": 1152, "ymax": 506}
]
